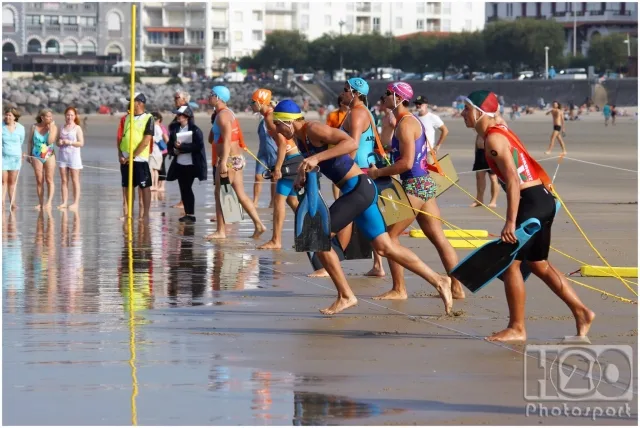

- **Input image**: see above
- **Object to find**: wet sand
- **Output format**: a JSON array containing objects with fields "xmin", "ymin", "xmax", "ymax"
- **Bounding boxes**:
[{"xmin": 3, "ymin": 113, "xmax": 638, "ymax": 425}]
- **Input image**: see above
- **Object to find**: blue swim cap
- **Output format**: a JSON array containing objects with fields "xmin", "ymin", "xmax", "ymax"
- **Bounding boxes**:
[
  {"xmin": 273, "ymin": 99, "xmax": 303, "ymax": 121},
  {"xmin": 347, "ymin": 77, "xmax": 369, "ymax": 96},
  {"xmin": 211, "ymin": 85, "xmax": 231, "ymax": 103}
]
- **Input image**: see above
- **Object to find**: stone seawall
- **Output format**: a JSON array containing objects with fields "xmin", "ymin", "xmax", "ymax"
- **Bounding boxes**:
[{"xmin": 324, "ymin": 79, "xmax": 638, "ymax": 107}]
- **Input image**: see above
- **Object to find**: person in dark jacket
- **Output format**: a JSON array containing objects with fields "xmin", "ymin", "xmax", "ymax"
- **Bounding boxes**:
[{"xmin": 166, "ymin": 106, "xmax": 207, "ymax": 223}]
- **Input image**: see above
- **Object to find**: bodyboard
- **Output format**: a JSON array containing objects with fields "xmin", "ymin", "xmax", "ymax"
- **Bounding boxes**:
[
  {"xmin": 451, "ymin": 218, "xmax": 541, "ymax": 293},
  {"xmin": 343, "ymin": 224, "xmax": 373, "ymax": 260},
  {"xmin": 375, "ymin": 176, "xmax": 415, "ymax": 226},
  {"xmin": 220, "ymin": 176, "xmax": 243, "ymax": 224},
  {"xmin": 294, "ymin": 171, "xmax": 331, "ymax": 252},
  {"xmin": 429, "ymin": 154, "xmax": 458, "ymax": 198}
]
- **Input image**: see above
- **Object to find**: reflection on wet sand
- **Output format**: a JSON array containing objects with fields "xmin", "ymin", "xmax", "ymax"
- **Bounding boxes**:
[
  {"xmin": 3, "ymin": 211, "xmax": 25, "ymax": 313},
  {"xmin": 208, "ymin": 245, "xmax": 260, "ymax": 292},
  {"xmin": 293, "ymin": 391, "xmax": 396, "ymax": 425},
  {"xmin": 59, "ymin": 209, "xmax": 84, "ymax": 313},
  {"xmin": 118, "ymin": 221, "xmax": 154, "ymax": 313},
  {"xmin": 24, "ymin": 208, "xmax": 57, "ymax": 314},
  {"xmin": 167, "ymin": 224, "xmax": 207, "ymax": 306}
]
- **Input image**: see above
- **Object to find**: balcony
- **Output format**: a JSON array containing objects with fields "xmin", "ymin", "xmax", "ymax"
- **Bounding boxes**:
[
  {"xmin": 3, "ymin": 24, "xmax": 16, "ymax": 33},
  {"xmin": 265, "ymin": 3, "xmax": 294, "ymax": 13},
  {"xmin": 27, "ymin": 24, "xmax": 43, "ymax": 32},
  {"xmin": 213, "ymin": 40, "xmax": 229, "ymax": 46},
  {"xmin": 355, "ymin": 2, "xmax": 371, "ymax": 13},
  {"xmin": 355, "ymin": 24, "xmax": 371, "ymax": 34},
  {"xmin": 427, "ymin": 4, "xmax": 442, "ymax": 15},
  {"xmin": 63, "ymin": 24, "xmax": 79, "ymax": 32},
  {"xmin": 487, "ymin": 15, "xmax": 499, "ymax": 22},
  {"xmin": 44, "ymin": 24, "xmax": 61, "ymax": 33},
  {"xmin": 552, "ymin": 9, "xmax": 637, "ymax": 24}
]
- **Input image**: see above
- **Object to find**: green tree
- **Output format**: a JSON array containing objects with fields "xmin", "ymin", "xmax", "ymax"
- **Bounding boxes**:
[
  {"xmin": 253, "ymin": 30, "xmax": 309, "ymax": 70},
  {"xmin": 588, "ymin": 33, "xmax": 637, "ymax": 71}
]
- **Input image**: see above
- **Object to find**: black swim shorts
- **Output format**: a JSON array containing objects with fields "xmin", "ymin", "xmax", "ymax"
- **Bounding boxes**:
[
  {"xmin": 515, "ymin": 184, "xmax": 557, "ymax": 262},
  {"xmin": 472, "ymin": 148, "xmax": 496, "ymax": 174},
  {"xmin": 121, "ymin": 161, "xmax": 152, "ymax": 189},
  {"xmin": 553, "ymin": 125, "xmax": 562, "ymax": 132}
]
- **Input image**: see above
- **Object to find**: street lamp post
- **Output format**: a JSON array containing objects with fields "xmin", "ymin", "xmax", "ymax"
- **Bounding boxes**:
[
  {"xmin": 339, "ymin": 20, "xmax": 345, "ymax": 71},
  {"xmin": 544, "ymin": 46, "xmax": 549, "ymax": 80},
  {"xmin": 179, "ymin": 52, "xmax": 184, "ymax": 77},
  {"xmin": 624, "ymin": 33, "xmax": 631, "ymax": 57}
]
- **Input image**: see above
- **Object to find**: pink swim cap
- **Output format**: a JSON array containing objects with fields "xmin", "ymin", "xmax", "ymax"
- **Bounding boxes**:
[{"xmin": 387, "ymin": 82, "xmax": 414, "ymax": 102}]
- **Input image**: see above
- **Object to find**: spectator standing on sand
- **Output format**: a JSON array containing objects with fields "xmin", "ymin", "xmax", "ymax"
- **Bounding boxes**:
[
  {"xmin": 413, "ymin": 95, "xmax": 448, "ymax": 164},
  {"xmin": 152, "ymin": 112, "xmax": 169, "ymax": 191},
  {"xmin": 56, "ymin": 106, "xmax": 84, "ymax": 210},
  {"xmin": 2, "ymin": 107, "xmax": 25, "ymax": 211},
  {"xmin": 169, "ymin": 90, "xmax": 191, "ymax": 209}
]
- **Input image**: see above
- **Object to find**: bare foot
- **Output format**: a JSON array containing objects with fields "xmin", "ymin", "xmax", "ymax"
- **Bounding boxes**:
[
  {"xmin": 561, "ymin": 151, "xmax": 567, "ymax": 155},
  {"xmin": 57, "ymin": 203, "xmax": 68, "ymax": 210},
  {"xmin": 575, "ymin": 307, "xmax": 595, "ymax": 337},
  {"xmin": 44, "ymin": 203, "xmax": 52, "ymax": 210},
  {"xmin": 373, "ymin": 289, "xmax": 407, "ymax": 300},
  {"xmin": 364, "ymin": 267, "xmax": 386, "ymax": 277},
  {"xmin": 10, "ymin": 204, "xmax": 17, "ymax": 210},
  {"xmin": 544, "ymin": 151, "xmax": 551, "ymax": 155},
  {"xmin": 470, "ymin": 201, "xmax": 483, "ymax": 208},
  {"xmin": 308, "ymin": 268, "xmax": 330, "ymax": 278},
  {"xmin": 206, "ymin": 231, "xmax": 226, "ymax": 240},
  {"xmin": 34, "ymin": 204, "xmax": 42, "ymax": 211},
  {"xmin": 172, "ymin": 201, "xmax": 184, "ymax": 208},
  {"xmin": 258, "ymin": 240, "xmax": 281, "ymax": 250},
  {"xmin": 488, "ymin": 203, "xmax": 497, "ymax": 208},
  {"xmin": 319, "ymin": 296, "xmax": 358, "ymax": 315},
  {"xmin": 251, "ymin": 223, "xmax": 267, "ymax": 239},
  {"xmin": 435, "ymin": 275, "xmax": 453, "ymax": 315},
  {"xmin": 486, "ymin": 327, "xmax": 527, "ymax": 342},
  {"xmin": 68, "ymin": 203, "xmax": 78, "ymax": 211},
  {"xmin": 451, "ymin": 279, "xmax": 466, "ymax": 299}
]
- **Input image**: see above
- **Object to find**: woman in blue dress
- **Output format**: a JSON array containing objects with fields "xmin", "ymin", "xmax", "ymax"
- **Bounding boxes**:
[{"xmin": 2, "ymin": 107, "xmax": 25, "ymax": 210}]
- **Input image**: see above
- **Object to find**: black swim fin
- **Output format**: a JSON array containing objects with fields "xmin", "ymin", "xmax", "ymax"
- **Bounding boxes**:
[
  {"xmin": 343, "ymin": 224, "xmax": 373, "ymax": 260},
  {"xmin": 294, "ymin": 170, "xmax": 331, "ymax": 253},
  {"xmin": 450, "ymin": 219, "xmax": 541, "ymax": 293},
  {"xmin": 308, "ymin": 237, "xmax": 346, "ymax": 271}
]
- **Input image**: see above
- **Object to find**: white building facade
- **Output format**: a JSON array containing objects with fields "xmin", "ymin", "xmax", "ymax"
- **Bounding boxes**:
[
  {"xmin": 140, "ymin": 1, "xmax": 486, "ymax": 70},
  {"xmin": 485, "ymin": 2, "xmax": 638, "ymax": 56}
]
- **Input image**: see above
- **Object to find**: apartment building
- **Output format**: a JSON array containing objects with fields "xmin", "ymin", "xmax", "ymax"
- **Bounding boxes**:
[
  {"xmin": 294, "ymin": 1, "xmax": 485, "ymax": 40},
  {"xmin": 2, "ymin": 2, "xmax": 132, "ymax": 73},
  {"xmin": 485, "ymin": 2, "xmax": 638, "ymax": 56}
]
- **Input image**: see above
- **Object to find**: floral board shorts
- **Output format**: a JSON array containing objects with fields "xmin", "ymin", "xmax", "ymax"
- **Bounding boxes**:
[
  {"xmin": 402, "ymin": 175, "xmax": 437, "ymax": 202},
  {"xmin": 219, "ymin": 155, "xmax": 246, "ymax": 171}
]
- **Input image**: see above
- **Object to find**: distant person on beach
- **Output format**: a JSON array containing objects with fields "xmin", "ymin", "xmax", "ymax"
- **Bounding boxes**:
[
  {"xmin": 117, "ymin": 92, "xmax": 154, "ymax": 221},
  {"xmin": 603, "ymin": 103, "xmax": 611, "ymax": 126},
  {"xmin": 166, "ymin": 106, "xmax": 207, "ymax": 224},
  {"xmin": 152, "ymin": 112, "xmax": 169, "ymax": 191},
  {"xmin": 2, "ymin": 107, "xmax": 25, "ymax": 211},
  {"xmin": 610, "ymin": 104, "xmax": 617, "ymax": 126},
  {"xmin": 545, "ymin": 101, "xmax": 567, "ymax": 155},
  {"xmin": 56, "ymin": 106, "xmax": 84, "ymax": 210},
  {"xmin": 413, "ymin": 95, "xmax": 448, "ymax": 164},
  {"xmin": 169, "ymin": 90, "xmax": 191, "ymax": 209},
  {"xmin": 27, "ymin": 108, "xmax": 58, "ymax": 210}
]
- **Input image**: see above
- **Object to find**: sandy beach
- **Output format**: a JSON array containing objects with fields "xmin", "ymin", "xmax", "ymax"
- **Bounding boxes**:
[{"xmin": 3, "ymin": 112, "xmax": 637, "ymax": 425}]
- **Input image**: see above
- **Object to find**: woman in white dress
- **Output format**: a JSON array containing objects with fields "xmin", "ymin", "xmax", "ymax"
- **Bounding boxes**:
[{"xmin": 56, "ymin": 106, "xmax": 84, "ymax": 210}]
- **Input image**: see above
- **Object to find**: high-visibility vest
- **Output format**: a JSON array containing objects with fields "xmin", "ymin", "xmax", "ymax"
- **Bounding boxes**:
[{"xmin": 120, "ymin": 113, "xmax": 153, "ymax": 158}]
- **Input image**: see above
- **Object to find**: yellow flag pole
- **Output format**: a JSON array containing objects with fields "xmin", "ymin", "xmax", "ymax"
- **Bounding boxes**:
[
  {"xmin": 126, "ymin": 4, "xmax": 138, "ymax": 426},
  {"xmin": 127, "ymin": 4, "xmax": 137, "ymax": 223}
]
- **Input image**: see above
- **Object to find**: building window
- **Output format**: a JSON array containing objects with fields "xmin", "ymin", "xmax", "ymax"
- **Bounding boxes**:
[
  {"xmin": 301, "ymin": 2, "xmax": 309, "ymax": 9},
  {"xmin": 301, "ymin": 14, "xmax": 309, "ymax": 30},
  {"xmin": 252, "ymin": 10, "xmax": 262, "ymax": 21},
  {"xmin": 148, "ymin": 32, "xmax": 162, "ymax": 44},
  {"xmin": 81, "ymin": 39, "xmax": 96, "ymax": 55},
  {"xmin": 395, "ymin": 17, "xmax": 402, "ymax": 28},
  {"xmin": 61, "ymin": 16, "xmax": 77, "ymax": 25},
  {"xmin": 62, "ymin": 39, "xmax": 77, "ymax": 55},
  {"xmin": 417, "ymin": 3, "xmax": 425, "ymax": 14},
  {"xmin": 26, "ymin": 15, "xmax": 42, "ymax": 25},
  {"xmin": 587, "ymin": 2, "xmax": 600, "ymax": 11},
  {"xmin": 373, "ymin": 17, "xmax": 380, "ymax": 32},
  {"xmin": 416, "ymin": 19, "xmax": 424, "ymax": 30},
  {"xmin": 45, "ymin": 39, "xmax": 59, "ymax": 54},
  {"xmin": 234, "ymin": 11, "xmax": 243, "ymax": 22},
  {"xmin": 252, "ymin": 30, "xmax": 262, "ymax": 41},
  {"xmin": 442, "ymin": 19, "xmax": 451, "ymax": 31},
  {"xmin": 168, "ymin": 32, "xmax": 183, "ymax": 45},
  {"xmin": 234, "ymin": 31, "xmax": 243, "ymax": 41},
  {"xmin": 107, "ymin": 11, "xmax": 122, "ymax": 37},
  {"xmin": 465, "ymin": 19, "xmax": 472, "ymax": 31},
  {"xmin": 466, "ymin": 2, "xmax": 472, "ymax": 11},
  {"xmin": 79, "ymin": 16, "xmax": 96, "ymax": 26},
  {"xmin": 442, "ymin": 2, "xmax": 451, "ymax": 14},
  {"xmin": 2, "ymin": 7, "xmax": 16, "ymax": 32},
  {"xmin": 27, "ymin": 39, "xmax": 42, "ymax": 54},
  {"xmin": 44, "ymin": 15, "xmax": 60, "ymax": 25},
  {"xmin": 506, "ymin": 3, "xmax": 513, "ymax": 16},
  {"xmin": 189, "ymin": 30, "xmax": 204, "ymax": 43},
  {"xmin": 325, "ymin": 15, "xmax": 331, "ymax": 26}
]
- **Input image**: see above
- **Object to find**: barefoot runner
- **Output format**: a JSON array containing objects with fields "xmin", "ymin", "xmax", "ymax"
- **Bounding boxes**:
[
  {"xmin": 462, "ymin": 90, "xmax": 594, "ymax": 341},
  {"xmin": 273, "ymin": 99, "xmax": 452, "ymax": 315},
  {"xmin": 250, "ymin": 89, "xmax": 302, "ymax": 250},
  {"xmin": 544, "ymin": 101, "xmax": 567, "ymax": 155},
  {"xmin": 368, "ymin": 82, "xmax": 465, "ymax": 300},
  {"xmin": 206, "ymin": 86, "xmax": 266, "ymax": 240}
]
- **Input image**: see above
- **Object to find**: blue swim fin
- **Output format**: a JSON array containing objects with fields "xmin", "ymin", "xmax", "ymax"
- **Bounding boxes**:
[
  {"xmin": 294, "ymin": 170, "xmax": 332, "ymax": 253},
  {"xmin": 451, "ymin": 218, "xmax": 541, "ymax": 293}
]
